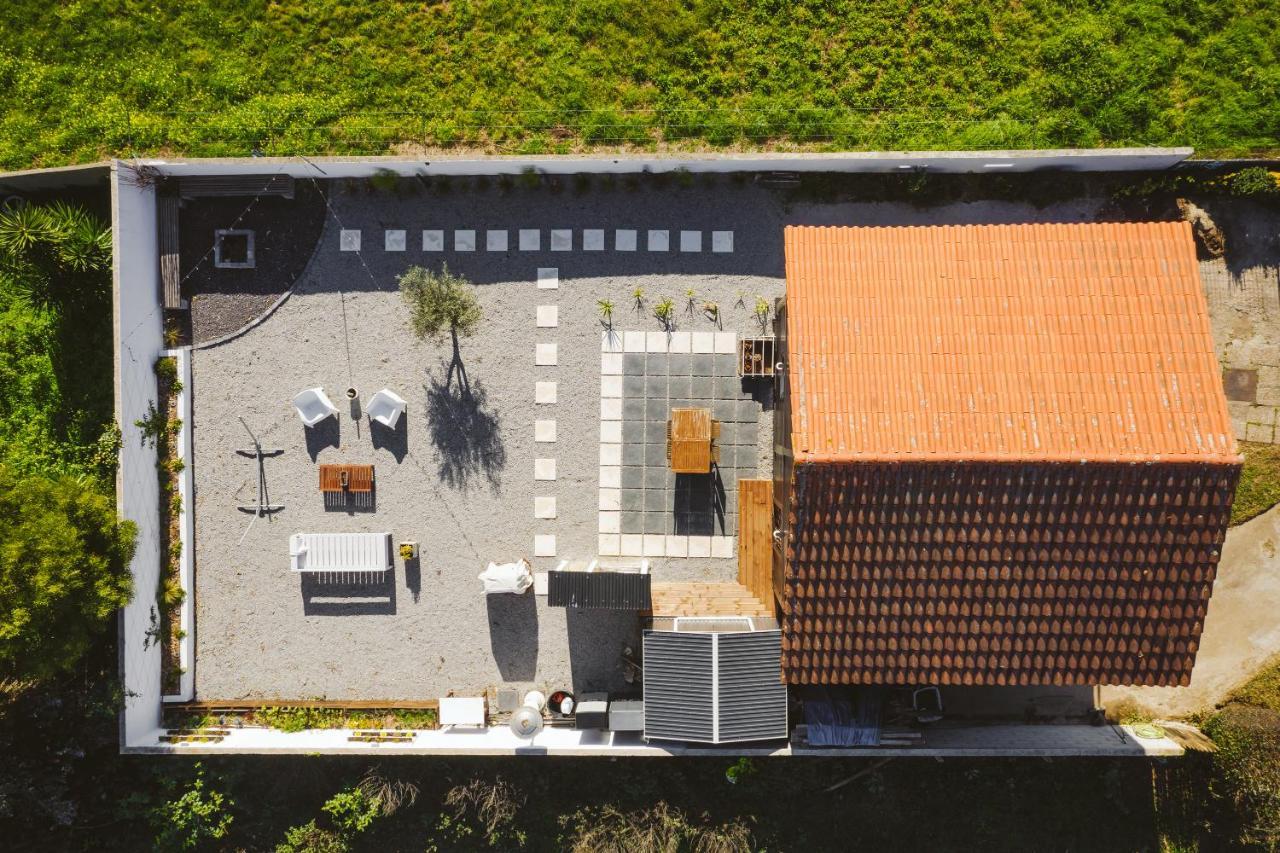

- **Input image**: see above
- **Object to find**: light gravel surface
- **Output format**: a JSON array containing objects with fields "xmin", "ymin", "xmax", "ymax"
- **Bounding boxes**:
[{"xmin": 190, "ymin": 182, "xmax": 1106, "ymax": 701}]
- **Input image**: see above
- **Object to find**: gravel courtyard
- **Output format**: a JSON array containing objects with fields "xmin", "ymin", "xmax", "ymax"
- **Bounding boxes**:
[{"xmin": 189, "ymin": 179, "xmax": 1114, "ymax": 701}]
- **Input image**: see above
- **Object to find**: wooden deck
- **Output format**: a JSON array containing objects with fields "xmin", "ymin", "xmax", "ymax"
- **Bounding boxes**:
[
  {"xmin": 157, "ymin": 192, "xmax": 182, "ymax": 309},
  {"xmin": 648, "ymin": 582, "xmax": 772, "ymax": 618},
  {"xmin": 737, "ymin": 478, "xmax": 774, "ymax": 607}
]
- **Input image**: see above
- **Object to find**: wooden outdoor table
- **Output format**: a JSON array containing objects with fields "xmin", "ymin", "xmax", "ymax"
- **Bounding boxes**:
[
  {"xmin": 319, "ymin": 463, "xmax": 374, "ymax": 493},
  {"xmin": 668, "ymin": 407, "xmax": 713, "ymax": 473}
]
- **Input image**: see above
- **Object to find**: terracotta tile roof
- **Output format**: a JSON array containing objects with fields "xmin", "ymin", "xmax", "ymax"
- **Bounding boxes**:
[
  {"xmin": 781, "ymin": 461, "xmax": 1239, "ymax": 686},
  {"xmin": 784, "ymin": 222, "xmax": 1236, "ymax": 464}
]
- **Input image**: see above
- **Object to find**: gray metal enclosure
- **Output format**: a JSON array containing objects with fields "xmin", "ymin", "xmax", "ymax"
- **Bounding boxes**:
[{"xmin": 643, "ymin": 630, "xmax": 788, "ymax": 744}]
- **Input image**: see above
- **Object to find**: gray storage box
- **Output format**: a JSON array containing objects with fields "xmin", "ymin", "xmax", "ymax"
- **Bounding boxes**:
[{"xmin": 608, "ymin": 699, "xmax": 644, "ymax": 732}]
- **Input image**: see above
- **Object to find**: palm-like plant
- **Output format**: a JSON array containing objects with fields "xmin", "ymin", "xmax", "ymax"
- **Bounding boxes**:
[
  {"xmin": 632, "ymin": 286, "xmax": 645, "ymax": 309},
  {"xmin": 0, "ymin": 204, "xmax": 55, "ymax": 257},
  {"xmin": 654, "ymin": 298, "xmax": 675, "ymax": 330},
  {"xmin": 598, "ymin": 299, "xmax": 614, "ymax": 328}
]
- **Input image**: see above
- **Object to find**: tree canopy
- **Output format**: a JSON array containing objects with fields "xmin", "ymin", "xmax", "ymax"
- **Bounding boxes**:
[
  {"xmin": 398, "ymin": 264, "xmax": 482, "ymax": 343},
  {"xmin": 0, "ymin": 465, "xmax": 135, "ymax": 680}
]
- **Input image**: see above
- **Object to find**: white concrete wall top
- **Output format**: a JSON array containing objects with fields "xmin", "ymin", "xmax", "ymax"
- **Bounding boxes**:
[
  {"xmin": 112, "ymin": 164, "xmax": 165, "ymax": 746},
  {"xmin": 123, "ymin": 147, "xmax": 1193, "ymax": 179}
]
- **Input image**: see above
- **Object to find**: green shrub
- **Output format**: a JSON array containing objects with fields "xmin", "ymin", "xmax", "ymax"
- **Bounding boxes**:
[
  {"xmin": 321, "ymin": 787, "xmax": 381, "ymax": 835},
  {"xmin": 152, "ymin": 763, "xmax": 234, "ymax": 852},
  {"xmin": 276, "ymin": 821, "xmax": 348, "ymax": 853},
  {"xmin": 1232, "ymin": 442, "xmax": 1280, "ymax": 526},
  {"xmin": 1203, "ymin": 705, "xmax": 1280, "ymax": 850},
  {"xmin": 558, "ymin": 802, "xmax": 754, "ymax": 853},
  {"xmin": 397, "ymin": 264, "xmax": 482, "ymax": 343},
  {"xmin": 1226, "ymin": 167, "xmax": 1280, "ymax": 199},
  {"xmin": 368, "ymin": 167, "xmax": 400, "ymax": 193}
]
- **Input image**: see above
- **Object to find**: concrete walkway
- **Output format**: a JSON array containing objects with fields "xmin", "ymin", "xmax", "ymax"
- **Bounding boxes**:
[{"xmin": 1101, "ymin": 501, "xmax": 1280, "ymax": 717}]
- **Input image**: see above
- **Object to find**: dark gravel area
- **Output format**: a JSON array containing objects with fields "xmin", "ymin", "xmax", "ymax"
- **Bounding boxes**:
[{"xmin": 180, "ymin": 178, "xmax": 327, "ymax": 344}]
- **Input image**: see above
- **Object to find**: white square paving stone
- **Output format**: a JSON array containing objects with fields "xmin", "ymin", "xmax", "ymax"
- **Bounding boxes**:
[
  {"xmin": 711, "ymin": 536, "xmax": 735, "ymax": 558},
  {"xmin": 534, "ymin": 458, "xmax": 557, "ymax": 480},
  {"xmin": 600, "ymin": 420, "xmax": 622, "ymax": 442},
  {"xmin": 679, "ymin": 230, "xmax": 702, "ymax": 252},
  {"xmin": 339, "ymin": 229, "xmax": 361, "ymax": 251},
  {"xmin": 615, "ymin": 229, "xmax": 637, "ymax": 251},
  {"xmin": 487, "ymin": 229, "xmax": 509, "ymax": 251},
  {"xmin": 535, "ymin": 381, "xmax": 557, "ymax": 404},
  {"xmin": 600, "ymin": 375, "xmax": 623, "ymax": 398},
  {"xmin": 536, "ymin": 305, "xmax": 558, "ymax": 328},
  {"xmin": 647, "ymin": 229, "xmax": 669, "ymax": 251},
  {"xmin": 534, "ymin": 496, "xmax": 557, "ymax": 519},
  {"xmin": 665, "ymin": 535, "xmax": 689, "ymax": 557},
  {"xmin": 623, "ymin": 331, "xmax": 646, "ymax": 352},
  {"xmin": 620, "ymin": 535, "xmax": 644, "ymax": 557},
  {"xmin": 688, "ymin": 536, "xmax": 712, "ymax": 558},
  {"xmin": 714, "ymin": 332, "xmax": 737, "ymax": 354},
  {"xmin": 599, "ymin": 444, "xmax": 622, "ymax": 465},
  {"xmin": 535, "ymin": 420, "xmax": 557, "ymax": 442},
  {"xmin": 601, "ymin": 330, "xmax": 623, "ymax": 352},
  {"xmin": 583, "ymin": 229, "xmax": 605, "ymax": 251},
  {"xmin": 422, "ymin": 229, "xmax": 444, "ymax": 251},
  {"xmin": 691, "ymin": 332, "xmax": 715, "ymax": 353},
  {"xmin": 668, "ymin": 332, "xmax": 691, "ymax": 353},
  {"xmin": 385, "ymin": 229, "xmax": 406, "ymax": 251},
  {"xmin": 712, "ymin": 231, "xmax": 734, "ymax": 253},
  {"xmin": 535, "ymin": 343, "xmax": 558, "ymax": 366},
  {"xmin": 599, "ymin": 489, "xmax": 621, "ymax": 511},
  {"xmin": 598, "ymin": 534, "xmax": 621, "ymax": 556},
  {"xmin": 643, "ymin": 534, "xmax": 666, "ymax": 557},
  {"xmin": 534, "ymin": 534, "xmax": 556, "ymax": 557},
  {"xmin": 519, "ymin": 229, "xmax": 540, "ymax": 251},
  {"xmin": 600, "ymin": 398, "xmax": 622, "ymax": 420},
  {"xmin": 454, "ymin": 229, "xmax": 476, "ymax": 251},
  {"xmin": 601, "ymin": 353, "xmax": 623, "ymax": 375},
  {"xmin": 600, "ymin": 466, "xmax": 621, "ymax": 488},
  {"xmin": 537, "ymin": 267, "xmax": 559, "ymax": 289},
  {"xmin": 645, "ymin": 331, "xmax": 669, "ymax": 352},
  {"xmin": 599, "ymin": 512, "xmax": 620, "ymax": 534},
  {"xmin": 550, "ymin": 229, "xmax": 572, "ymax": 251}
]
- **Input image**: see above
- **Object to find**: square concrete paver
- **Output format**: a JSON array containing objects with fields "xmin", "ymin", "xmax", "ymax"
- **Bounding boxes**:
[
  {"xmin": 680, "ymin": 230, "xmax": 702, "ymax": 252},
  {"xmin": 712, "ymin": 231, "xmax": 734, "ymax": 253},
  {"xmin": 384, "ymin": 229, "xmax": 406, "ymax": 251},
  {"xmin": 535, "ymin": 381, "xmax": 557, "ymax": 404},
  {"xmin": 487, "ymin": 229, "xmax": 509, "ymax": 252},
  {"xmin": 647, "ymin": 230, "xmax": 669, "ymax": 252},
  {"xmin": 536, "ymin": 305, "xmax": 558, "ymax": 328},
  {"xmin": 550, "ymin": 229, "xmax": 572, "ymax": 251},
  {"xmin": 534, "ymin": 534, "xmax": 556, "ymax": 557},
  {"xmin": 339, "ymin": 229, "xmax": 361, "ymax": 251},
  {"xmin": 454, "ymin": 229, "xmax": 476, "ymax": 251},
  {"xmin": 534, "ymin": 496, "xmax": 557, "ymax": 519},
  {"xmin": 535, "ymin": 419, "xmax": 557, "ymax": 442},
  {"xmin": 537, "ymin": 267, "xmax": 559, "ymax": 289},
  {"xmin": 534, "ymin": 458, "xmax": 557, "ymax": 480},
  {"xmin": 519, "ymin": 229, "xmax": 540, "ymax": 251},
  {"xmin": 615, "ymin": 229, "xmax": 637, "ymax": 251},
  {"xmin": 583, "ymin": 229, "xmax": 605, "ymax": 251},
  {"xmin": 535, "ymin": 343, "xmax": 558, "ymax": 365},
  {"xmin": 422, "ymin": 229, "xmax": 444, "ymax": 251}
]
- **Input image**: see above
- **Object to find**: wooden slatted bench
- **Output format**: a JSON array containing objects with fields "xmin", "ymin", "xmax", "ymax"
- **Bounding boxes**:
[
  {"xmin": 157, "ymin": 192, "xmax": 183, "ymax": 309},
  {"xmin": 179, "ymin": 174, "xmax": 295, "ymax": 199},
  {"xmin": 319, "ymin": 463, "xmax": 375, "ymax": 494}
]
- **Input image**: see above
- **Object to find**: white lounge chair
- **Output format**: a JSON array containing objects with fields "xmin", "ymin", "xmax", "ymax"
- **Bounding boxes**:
[
  {"xmin": 365, "ymin": 388, "xmax": 407, "ymax": 430},
  {"xmin": 289, "ymin": 532, "xmax": 392, "ymax": 573},
  {"xmin": 292, "ymin": 387, "xmax": 338, "ymax": 427}
]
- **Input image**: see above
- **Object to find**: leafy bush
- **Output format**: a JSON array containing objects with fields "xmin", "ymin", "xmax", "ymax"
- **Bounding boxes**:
[
  {"xmin": 0, "ymin": 465, "xmax": 136, "ymax": 679},
  {"xmin": 397, "ymin": 264, "xmax": 482, "ymax": 343},
  {"xmin": 1226, "ymin": 167, "xmax": 1280, "ymax": 199},
  {"xmin": 321, "ymin": 787, "xmax": 381, "ymax": 835},
  {"xmin": 1203, "ymin": 705, "xmax": 1280, "ymax": 850},
  {"xmin": 152, "ymin": 763, "xmax": 234, "ymax": 852},
  {"xmin": 276, "ymin": 820, "xmax": 348, "ymax": 853}
]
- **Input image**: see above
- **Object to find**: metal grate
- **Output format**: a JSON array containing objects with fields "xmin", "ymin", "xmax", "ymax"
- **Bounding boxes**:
[{"xmin": 548, "ymin": 571, "xmax": 652, "ymax": 609}]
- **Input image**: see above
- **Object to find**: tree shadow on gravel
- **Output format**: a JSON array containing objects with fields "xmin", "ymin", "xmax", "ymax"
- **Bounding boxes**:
[{"xmin": 424, "ymin": 355, "xmax": 505, "ymax": 492}]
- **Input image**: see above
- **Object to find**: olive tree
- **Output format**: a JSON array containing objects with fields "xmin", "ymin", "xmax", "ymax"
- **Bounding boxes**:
[{"xmin": 397, "ymin": 263, "xmax": 481, "ymax": 343}]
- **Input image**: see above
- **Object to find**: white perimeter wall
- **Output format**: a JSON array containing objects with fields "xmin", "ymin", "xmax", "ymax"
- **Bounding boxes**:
[
  {"xmin": 113, "ymin": 166, "xmax": 165, "ymax": 746},
  {"xmin": 135, "ymin": 147, "xmax": 1192, "ymax": 179}
]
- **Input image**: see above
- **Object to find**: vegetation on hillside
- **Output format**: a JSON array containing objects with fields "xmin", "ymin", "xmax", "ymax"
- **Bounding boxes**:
[
  {"xmin": 1233, "ymin": 441, "xmax": 1280, "ymax": 526},
  {"xmin": 0, "ymin": 0, "xmax": 1276, "ymax": 167}
]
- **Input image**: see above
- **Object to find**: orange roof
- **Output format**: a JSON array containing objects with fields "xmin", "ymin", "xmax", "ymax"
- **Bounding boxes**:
[{"xmin": 784, "ymin": 222, "xmax": 1237, "ymax": 464}]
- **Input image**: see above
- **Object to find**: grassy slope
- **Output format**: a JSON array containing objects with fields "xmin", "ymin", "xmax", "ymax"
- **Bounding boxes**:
[
  {"xmin": 0, "ymin": 0, "xmax": 1276, "ymax": 167},
  {"xmin": 1232, "ymin": 441, "xmax": 1280, "ymax": 526}
]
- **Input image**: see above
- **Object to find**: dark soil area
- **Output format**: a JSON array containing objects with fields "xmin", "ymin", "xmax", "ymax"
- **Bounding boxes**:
[{"xmin": 178, "ymin": 179, "xmax": 327, "ymax": 345}]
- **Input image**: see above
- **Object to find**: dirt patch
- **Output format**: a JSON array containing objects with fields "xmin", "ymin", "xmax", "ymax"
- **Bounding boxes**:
[{"xmin": 179, "ymin": 179, "xmax": 328, "ymax": 344}]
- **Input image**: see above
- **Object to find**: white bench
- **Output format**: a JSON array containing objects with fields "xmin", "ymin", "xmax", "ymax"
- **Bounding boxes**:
[{"xmin": 289, "ymin": 532, "xmax": 391, "ymax": 573}]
